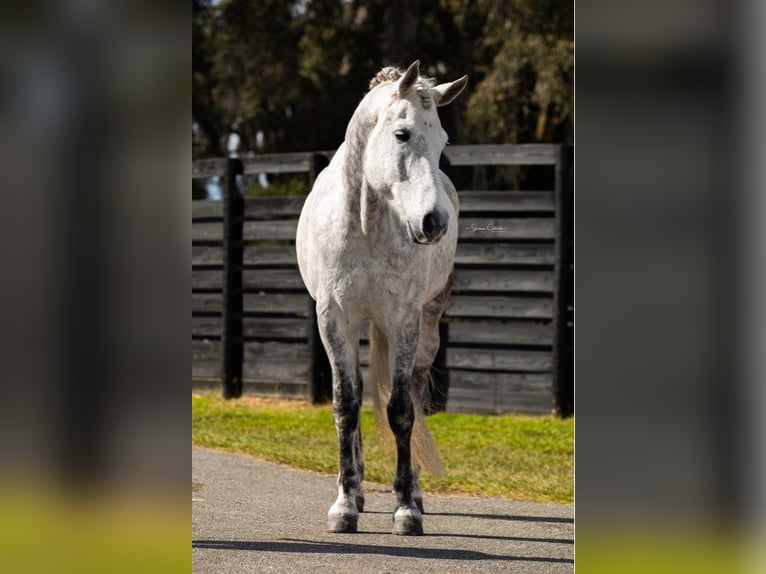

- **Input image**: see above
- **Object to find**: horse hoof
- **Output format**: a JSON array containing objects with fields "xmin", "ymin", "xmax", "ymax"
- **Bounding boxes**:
[
  {"xmin": 356, "ymin": 494, "xmax": 365, "ymax": 513},
  {"xmin": 393, "ymin": 515, "xmax": 423, "ymax": 536},
  {"xmin": 392, "ymin": 507, "xmax": 424, "ymax": 536},
  {"xmin": 328, "ymin": 515, "xmax": 358, "ymax": 533}
]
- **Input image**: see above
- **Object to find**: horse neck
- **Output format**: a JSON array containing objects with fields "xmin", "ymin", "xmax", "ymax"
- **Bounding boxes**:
[{"xmin": 341, "ymin": 102, "xmax": 391, "ymax": 237}]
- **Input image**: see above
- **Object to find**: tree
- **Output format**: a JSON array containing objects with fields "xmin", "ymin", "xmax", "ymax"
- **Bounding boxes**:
[
  {"xmin": 192, "ymin": 0, "xmax": 573, "ymax": 159},
  {"xmin": 463, "ymin": 0, "xmax": 573, "ymax": 144}
]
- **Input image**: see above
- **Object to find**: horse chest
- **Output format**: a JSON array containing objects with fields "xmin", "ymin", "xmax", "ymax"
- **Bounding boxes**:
[{"xmin": 334, "ymin": 241, "xmax": 428, "ymax": 302}]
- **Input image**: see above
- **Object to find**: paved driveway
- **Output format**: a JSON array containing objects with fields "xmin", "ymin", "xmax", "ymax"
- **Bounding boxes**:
[{"xmin": 193, "ymin": 447, "xmax": 574, "ymax": 573}]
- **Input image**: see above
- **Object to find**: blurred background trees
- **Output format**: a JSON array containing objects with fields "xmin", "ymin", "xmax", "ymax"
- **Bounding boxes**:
[{"xmin": 193, "ymin": 0, "xmax": 573, "ymax": 158}]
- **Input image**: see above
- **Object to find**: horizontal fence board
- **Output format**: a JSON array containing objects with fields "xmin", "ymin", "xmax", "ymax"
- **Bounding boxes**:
[
  {"xmin": 243, "ymin": 292, "xmax": 311, "ymax": 315},
  {"xmin": 193, "ymin": 145, "xmax": 557, "ymax": 178},
  {"xmin": 447, "ymin": 321, "xmax": 553, "ymax": 346},
  {"xmin": 243, "ymin": 269, "xmax": 305, "ymax": 291},
  {"xmin": 241, "ymin": 153, "xmax": 312, "ymax": 175},
  {"xmin": 194, "ymin": 194, "xmax": 554, "ymax": 218},
  {"xmin": 192, "ymin": 222, "xmax": 224, "ymax": 243},
  {"xmin": 446, "ymin": 390, "xmax": 553, "ymax": 415},
  {"xmin": 193, "ymin": 158, "xmax": 227, "ymax": 179},
  {"xmin": 244, "ymin": 244, "xmax": 299, "ymax": 266},
  {"xmin": 192, "ymin": 200, "xmax": 224, "ymax": 220},
  {"xmin": 243, "ymin": 220, "xmax": 299, "ymax": 241},
  {"xmin": 243, "ymin": 362, "xmax": 308, "ymax": 384},
  {"xmin": 242, "ymin": 342, "xmax": 309, "ymax": 383},
  {"xmin": 242, "ymin": 317, "xmax": 309, "ymax": 340},
  {"xmin": 194, "ymin": 336, "xmax": 311, "ymax": 380},
  {"xmin": 240, "ymin": 381, "xmax": 311, "ymax": 398},
  {"xmin": 244, "ymin": 196, "xmax": 306, "ymax": 218},
  {"xmin": 446, "ymin": 295, "xmax": 553, "ymax": 319},
  {"xmin": 447, "ymin": 371, "xmax": 554, "ymax": 414},
  {"xmin": 193, "ymin": 246, "xmax": 224, "ymax": 266},
  {"xmin": 356, "ymin": 345, "xmax": 552, "ymax": 372},
  {"xmin": 447, "ymin": 348, "xmax": 552, "ymax": 371},
  {"xmin": 196, "ymin": 217, "xmax": 552, "ymax": 245},
  {"xmin": 192, "ymin": 292, "xmax": 222, "ymax": 313},
  {"xmin": 194, "ymin": 192, "xmax": 554, "ymax": 220},
  {"xmin": 192, "ymin": 340, "xmax": 220, "ymax": 379},
  {"xmin": 457, "ymin": 217, "xmax": 554, "ymax": 240},
  {"xmin": 443, "ymin": 144, "xmax": 558, "ymax": 166},
  {"xmin": 243, "ymin": 342, "xmax": 310, "ymax": 361},
  {"xmin": 192, "ymin": 361, "xmax": 219, "ymax": 380},
  {"xmin": 191, "ymin": 245, "xmax": 556, "ymax": 273},
  {"xmin": 449, "ymin": 370, "xmax": 552, "ymax": 393},
  {"xmin": 193, "ymin": 316, "xmax": 221, "ymax": 337},
  {"xmin": 494, "ymin": 389, "xmax": 555, "ymax": 414},
  {"xmin": 457, "ymin": 191, "xmax": 554, "ymax": 212},
  {"xmin": 194, "ymin": 269, "xmax": 305, "ymax": 291},
  {"xmin": 444, "ymin": 387, "xmax": 497, "ymax": 414},
  {"xmin": 452, "ymin": 269, "xmax": 553, "ymax": 293},
  {"xmin": 194, "ymin": 316, "xmax": 310, "ymax": 341},
  {"xmin": 454, "ymin": 243, "xmax": 555, "ymax": 266},
  {"xmin": 192, "ymin": 269, "xmax": 223, "ymax": 290},
  {"xmin": 198, "ymin": 218, "xmax": 554, "ymax": 242},
  {"xmin": 446, "ymin": 370, "xmax": 553, "ymax": 414}
]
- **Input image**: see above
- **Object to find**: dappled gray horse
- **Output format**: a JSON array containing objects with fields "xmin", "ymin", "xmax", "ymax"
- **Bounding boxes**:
[{"xmin": 296, "ymin": 61, "xmax": 467, "ymax": 536}]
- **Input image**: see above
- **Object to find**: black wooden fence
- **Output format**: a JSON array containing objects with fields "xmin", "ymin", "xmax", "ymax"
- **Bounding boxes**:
[{"xmin": 192, "ymin": 144, "xmax": 573, "ymax": 416}]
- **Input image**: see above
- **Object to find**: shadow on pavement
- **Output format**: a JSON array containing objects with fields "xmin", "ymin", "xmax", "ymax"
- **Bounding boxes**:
[
  {"xmin": 363, "ymin": 509, "xmax": 573, "ymax": 525},
  {"xmin": 192, "ymin": 539, "xmax": 574, "ymax": 564},
  {"xmin": 426, "ymin": 512, "xmax": 574, "ymax": 524},
  {"xmin": 427, "ymin": 533, "xmax": 573, "ymax": 544}
]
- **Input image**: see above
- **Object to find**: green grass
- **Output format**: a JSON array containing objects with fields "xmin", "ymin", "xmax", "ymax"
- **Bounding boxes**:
[{"xmin": 192, "ymin": 393, "xmax": 573, "ymax": 503}]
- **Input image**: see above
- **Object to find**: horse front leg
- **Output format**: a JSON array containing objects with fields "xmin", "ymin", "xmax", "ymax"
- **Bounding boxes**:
[
  {"xmin": 387, "ymin": 310, "xmax": 423, "ymax": 535},
  {"xmin": 318, "ymin": 304, "xmax": 362, "ymax": 533}
]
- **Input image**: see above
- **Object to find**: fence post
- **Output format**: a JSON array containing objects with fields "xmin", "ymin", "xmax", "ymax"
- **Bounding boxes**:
[
  {"xmin": 308, "ymin": 153, "xmax": 332, "ymax": 403},
  {"xmin": 553, "ymin": 144, "xmax": 574, "ymax": 416},
  {"xmin": 221, "ymin": 155, "xmax": 244, "ymax": 398}
]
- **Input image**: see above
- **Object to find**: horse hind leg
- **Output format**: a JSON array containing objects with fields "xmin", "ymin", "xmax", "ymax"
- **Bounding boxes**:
[
  {"xmin": 410, "ymin": 361, "xmax": 433, "ymax": 515},
  {"xmin": 353, "ymin": 362, "xmax": 365, "ymax": 513},
  {"xmin": 409, "ymin": 277, "xmax": 452, "ymax": 515}
]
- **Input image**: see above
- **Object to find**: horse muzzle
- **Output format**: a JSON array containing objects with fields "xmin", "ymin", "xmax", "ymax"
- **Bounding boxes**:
[{"xmin": 409, "ymin": 210, "xmax": 449, "ymax": 245}]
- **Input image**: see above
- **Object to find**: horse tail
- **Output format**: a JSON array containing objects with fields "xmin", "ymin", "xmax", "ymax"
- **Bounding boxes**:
[{"xmin": 370, "ymin": 325, "xmax": 444, "ymax": 477}]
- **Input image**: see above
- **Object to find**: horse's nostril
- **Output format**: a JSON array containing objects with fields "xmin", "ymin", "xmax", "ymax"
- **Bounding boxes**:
[
  {"xmin": 423, "ymin": 213, "xmax": 437, "ymax": 236},
  {"xmin": 422, "ymin": 211, "xmax": 447, "ymax": 241}
]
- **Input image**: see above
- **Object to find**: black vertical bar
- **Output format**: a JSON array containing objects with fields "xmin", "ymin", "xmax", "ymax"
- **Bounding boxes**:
[
  {"xmin": 553, "ymin": 144, "xmax": 574, "ymax": 416},
  {"xmin": 426, "ymin": 321, "xmax": 450, "ymax": 414},
  {"xmin": 222, "ymin": 157, "xmax": 244, "ymax": 398},
  {"xmin": 308, "ymin": 153, "xmax": 332, "ymax": 403}
]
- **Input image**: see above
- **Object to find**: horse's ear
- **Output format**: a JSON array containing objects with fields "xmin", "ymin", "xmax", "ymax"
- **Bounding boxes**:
[
  {"xmin": 434, "ymin": 75, "xmax": 468, "ymax": 107},
  {"xmin": 398, "ymin": 60, "xmax": 420, "ymax": 96}
]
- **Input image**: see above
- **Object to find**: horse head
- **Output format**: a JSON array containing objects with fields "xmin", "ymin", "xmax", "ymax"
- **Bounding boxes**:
[{"xmin": 362, "ymin": 61, "xmax": 467, "ymax": 245}]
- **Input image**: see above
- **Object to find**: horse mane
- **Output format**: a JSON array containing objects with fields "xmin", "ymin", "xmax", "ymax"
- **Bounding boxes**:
[{"xmin": 368, "ymin": 66, "xmax": 436, "ymax": 91}]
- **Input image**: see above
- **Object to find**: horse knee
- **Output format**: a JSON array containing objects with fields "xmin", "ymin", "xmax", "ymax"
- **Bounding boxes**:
[
  {"xmin": 387, "ymin": 387, "xmax": 414, "ymax": 438},
  {"xmin": 334, "ymin": 397, "xmax": 359, "ymax": 434}
]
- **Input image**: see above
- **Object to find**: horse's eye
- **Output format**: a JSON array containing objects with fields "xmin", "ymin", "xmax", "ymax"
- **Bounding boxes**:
[{"xmin": 394, "ymin": 130, "xmax": 410, "ymax": 143}]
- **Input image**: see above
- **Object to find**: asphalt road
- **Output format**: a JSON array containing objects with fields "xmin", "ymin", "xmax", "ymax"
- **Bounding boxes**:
[{"xmin": 192, "ymin": 447, "xmax": 574, "ymax": 573}]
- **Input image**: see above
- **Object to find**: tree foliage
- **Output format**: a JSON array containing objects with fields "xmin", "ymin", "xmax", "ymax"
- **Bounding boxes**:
[{"xmin": 192, "ymin": 0, "xmax": 573, "ymax": 158}]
